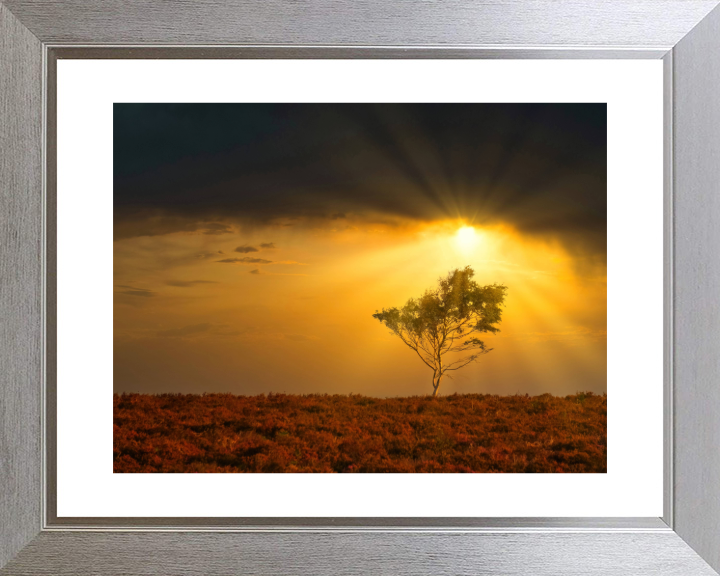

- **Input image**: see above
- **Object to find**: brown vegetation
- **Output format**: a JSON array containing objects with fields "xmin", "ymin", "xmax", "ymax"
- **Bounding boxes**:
[{"xmin": 114, "ymin": 392, "xmax": 606, "ymax": 473}]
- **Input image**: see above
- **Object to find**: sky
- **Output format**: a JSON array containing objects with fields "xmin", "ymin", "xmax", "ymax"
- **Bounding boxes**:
[{"xmin": 114, "ymin": 103, "xmax": 607, "ymax": 397}]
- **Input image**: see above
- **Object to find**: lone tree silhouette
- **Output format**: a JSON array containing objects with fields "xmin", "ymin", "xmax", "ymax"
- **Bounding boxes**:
[{"xmin": 373, "ymin": 266, "xmax": 507, "ymax": 397}]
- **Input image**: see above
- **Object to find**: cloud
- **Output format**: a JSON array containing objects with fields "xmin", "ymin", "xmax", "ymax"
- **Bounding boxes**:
[
  {"xmin": 147, "ymin": 251, "xmax": 223, "ymax": 271},
  {"xmin": 115, "ymin": 103, "xmax": 607, "ymax": 256},
  {"xmin": 118, "ymin": 290, "xmax": 155, "ymax": 297},
  {"xmin": 235, "ymin": 243, "xmax": 276, "ymax": 253},
  {"xmin": 202, "ymin": 222, "xmax": 233, "ymax": 235},
  {"xmin": 250, "ymin": 270, "xmax": 308, "ymax": 277},
  {"xmin": 113, "ymin": 215, "xmax": 234, "ymax": 241},
  {"xmin": 115, "ymin": 285, "xmax": 155, "ymax": 297},
  {"xmin": 154, "ymin": 323, "xmax": 250, "ymax": 339},
  {"xmin": 217, "ymin": 257, "xmax": 273, "ymax": 265},
  {"xmin": 284, "ymin": 333, "xmax": 319, "ymax": 341},
  {"xmin": 156, "ymin": 323, "xmax": 213, "ymax": 338},
  {"xmin": 165, "ymin": 280, "xmax": 218, "ymax": 287}
]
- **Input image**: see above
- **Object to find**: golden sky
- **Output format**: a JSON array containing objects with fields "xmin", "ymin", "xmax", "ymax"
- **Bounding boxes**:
[
  {"xmin": 114, "ymin": 104, "xmax": 606, "ymax": 396},
  {"xmin": 114, "ymin": 216, "xmax": 606, "ymax": 396}
]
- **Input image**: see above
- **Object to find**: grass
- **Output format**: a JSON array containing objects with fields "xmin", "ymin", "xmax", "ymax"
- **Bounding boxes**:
[{"xmin": 114, "ymin": 392, "xmax": 607, "ymax": 473}]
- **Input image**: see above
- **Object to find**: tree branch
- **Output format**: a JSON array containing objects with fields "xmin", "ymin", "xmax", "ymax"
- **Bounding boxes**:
[{"xmin": 442, "ymin": 350, "xmax": 492, "ymax": 372}]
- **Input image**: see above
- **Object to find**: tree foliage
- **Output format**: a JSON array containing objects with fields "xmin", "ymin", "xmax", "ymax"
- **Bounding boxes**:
[{"xmin": 373, "ymin": 266, "xmax": 507, "ymax": 396}]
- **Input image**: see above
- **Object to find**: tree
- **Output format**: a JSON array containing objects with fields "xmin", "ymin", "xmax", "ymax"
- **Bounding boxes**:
[{"xmin": 372, "ymin": 267, "xmax": 507, "ymax": 397}]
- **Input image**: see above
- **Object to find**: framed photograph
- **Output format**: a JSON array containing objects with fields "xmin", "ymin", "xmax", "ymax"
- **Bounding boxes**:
[
  {"xmin": 2, "ymin": 1, "xmax": 720, "ymax": 574},
  {"xmin": 110, "ymin": 100, "xmax": 610, "ymax": 477}
]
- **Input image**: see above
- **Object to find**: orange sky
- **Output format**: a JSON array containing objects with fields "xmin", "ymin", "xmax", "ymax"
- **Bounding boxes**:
[{"xmin": 114, "ymin": 216, "xmax": 606, "ymax": 396}]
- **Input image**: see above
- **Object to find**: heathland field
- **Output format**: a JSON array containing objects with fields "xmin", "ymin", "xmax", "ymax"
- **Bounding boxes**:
[{"xmin": 114, "ymin": 392, "xmax": 606, "ymax": 473}]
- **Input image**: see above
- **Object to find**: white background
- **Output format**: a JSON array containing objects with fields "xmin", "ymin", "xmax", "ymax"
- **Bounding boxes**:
[{"xmin": 57, "ymin": 60, "xmax": 664, "ymax": 517}]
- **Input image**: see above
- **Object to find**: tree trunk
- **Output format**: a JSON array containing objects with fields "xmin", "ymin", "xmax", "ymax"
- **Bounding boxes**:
[{"xmin": 432, "ymin": 374, "xmax": 442, "ymax": 397}]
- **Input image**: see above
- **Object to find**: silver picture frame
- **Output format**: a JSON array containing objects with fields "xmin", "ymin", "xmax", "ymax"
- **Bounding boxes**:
[{"xmin": 2, "ymin": 1, "xmax": 720, "ymax": 574}]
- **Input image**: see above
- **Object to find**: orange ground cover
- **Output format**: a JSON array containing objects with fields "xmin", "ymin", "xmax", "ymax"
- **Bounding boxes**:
[{"xmin": 114, "ymin": 392, "xmax": 606, "ymax": 473}]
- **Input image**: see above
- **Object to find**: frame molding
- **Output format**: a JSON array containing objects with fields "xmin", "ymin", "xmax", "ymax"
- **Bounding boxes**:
[
  {"xmin": 0, "ymin": 2, "xmax": 43, "ymax": 569},
  {"xmin": 2, "ymin": 1, "xmax": 720, "ymax": 574},
  {"xmin": 671, "ymin": 5, "xmax": 720, "ymax": 570},
  {"xmin": 2, "ymin": 0, "xmax": 719, "ymax": 46}
]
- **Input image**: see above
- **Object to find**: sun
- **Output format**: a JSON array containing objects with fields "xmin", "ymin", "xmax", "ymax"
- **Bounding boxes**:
[{"xmin": 455, "ymin": 226, "xmax": 479, "ymax": 252}]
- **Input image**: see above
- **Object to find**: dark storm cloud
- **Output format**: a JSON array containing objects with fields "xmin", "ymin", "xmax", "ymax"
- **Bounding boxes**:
[
  {"xmin": 235, "ymin": 245, "xmax": 260, "ymax": 253},
  {"xmin": 114, "ymin": 103, "xmax": 606, "ymax": 255},
  {"xmin": 217, "ymin": 257, "xmax": 273, "ymax": 264},
  {"xmin": 165, "ymin": 280, "xmax": 219, "ymax": 287}
]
